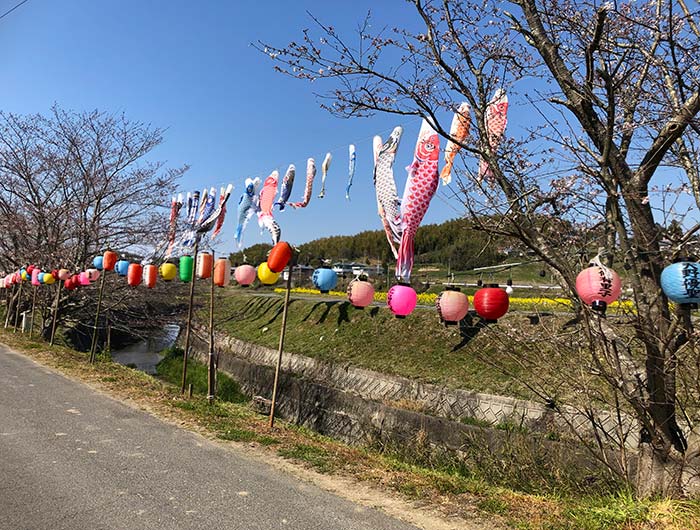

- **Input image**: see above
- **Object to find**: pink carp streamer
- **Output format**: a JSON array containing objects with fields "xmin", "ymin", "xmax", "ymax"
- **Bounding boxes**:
[
  {"xmin": 478, "ymin": 89, "xmax": 508, "ymax": 182},
  {"xmin": 258, "ymin": 171, "xmax": 281, "ymax": 244},
  {"xmin": 290, "ymin": 158, "xmax": 316, "ymax": 209},
  {"xmin": 396, "ymin": 120, "xmax": 440, "ymax": 282},
  {"xmin": 440, "ymin": 102, "xmax": 471, "ymax": 186}
]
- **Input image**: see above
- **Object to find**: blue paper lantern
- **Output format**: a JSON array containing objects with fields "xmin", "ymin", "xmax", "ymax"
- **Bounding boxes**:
[
  {"xmin": 38, "ymin": 272, "xmax": 45, "ymax": 284},
  {"xmin": 312, "ymin": 268, "xmax": 338, "ymax": 293},
  {"xmin": 661, "ymin": 262, "xmax": 700, "ymax": 305},
  {"xmin": 93, "ymin": 256, "xmax": 104, "ymax": 271},
  {"xmin": 116, "ymin": 260, "xmax": 130, "ymax": 277}
]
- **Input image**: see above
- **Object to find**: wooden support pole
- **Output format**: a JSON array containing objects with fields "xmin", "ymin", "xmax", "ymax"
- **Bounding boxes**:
[
  {"xmin": 269, "ymin": 263, "xmax": 294, "ymax": 429},
  {"xmin": 49, "ymin": 280, "xmax": 62, "ymax": 346},
  {"xmin": 89, "ymin": 271, "xmax": 107, "ymax": 363},
  {"xmin": 13, "ymin": 281, "xmax": 23, "ymax": 333},
  {"xmin": 29, "ymin": 286, "xmax": 37, "ymax": 337},
  {"xmin": 181, "ymin": 239, "xmax": 199, "ymax": 394},
  {"xmin": 207, "ymin": 250, "xmax": 216, "ymax": 403},
  {"xmin": 5, "ymin": 284, "xmax": 15, "ymax": 329}
]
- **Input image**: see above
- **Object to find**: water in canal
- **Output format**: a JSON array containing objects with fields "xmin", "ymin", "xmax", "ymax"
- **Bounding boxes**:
[{"xmin": 111, "ymin": 323, "xmax": 180, "ymax": 374}]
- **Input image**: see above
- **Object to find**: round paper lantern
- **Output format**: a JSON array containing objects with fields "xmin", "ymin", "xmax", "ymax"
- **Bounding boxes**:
[
  {"xmin": 214, "ymin": 258, "xmax": 231, "ymax": 287},
  {"xmin": 576, "ymin": 265, "xmax": 621, "ymax": 313},
  {"xmin": 86, "ymin": 268, "xmax": 100, "ymax": 282},
  {"xmin": 387, "ymin": 284, "xmax": 417, "ymax": 318},
  {"xmin": 38, "ymin": 272, "xmax": 46, "ymax": 284},
  {"xmin": 51, "ymin": 269, "xmax": 59, "ymax": 279},
  {"xmin": 31, "ymin": 269, "xmax": 41, "ymax": 286},
  {"xmin": 21, "ymin": 269, "xmax": 28, "ymax": 281},
  {"xmin": 103, "ymin": 250, "xmax": 118, "ymax": 271},
  {"xmin": 26, "ymin": 265, "xmax": 36, "ymax": 275},
  {"xmin": 43, "ymin": 273, "xmax": 55, "ymax": 285},
  {"xmin": 179, "ymin": 255, "xmax": 194, "ymax": 282},
  {"xmin": 116, "ymin": 260, "xmax": 130, "ymax": 277},
  {"xmin": 474, "ymin": 285, "xmax": 509, "ymax": 322},
  {"xmin": 436, "ymin": 288, "xmax": 469, "ymax": 325},
  {"xmin": 64, "ymin": 277, "xmax": 77, "ymax": 291},
  {"xmin": 58, "ymin": 269, "xmax": 70, "ymax": 281},
  {"xmin": 127, "ymin": 263, "xmax": 143, "ymax": 287},
  {"xmin": 79, "ymin": 272, "xmax": 91, "ymax": 286},
  {"xmin": 144, "ymin": 264, "xmax": 157, "ymax": 289},
  {"xmin": 312, "ymin": 268, "xmax": 338, "ymax": 293},
  {"xmin": 197, "ymin": 252, "xmax": 213, "ymax": 279},
  {"xmin": 257, "ymin": 262, "xmax": 280, "ymax": 285},
  {"xmin": 93, "ymin": 256, "xmax": 104, "ymax": 271},
  {"xmin": 234, "ymin": 264, "xmax": 256, "ymax": 286},
  {"xmin": 347, "ymin": 277, "xmax": 375, "ymax": 308},
  {"xmin": 267, "ymin": 241, "xmax": 293, "ymax": 273},
  {"xmin": 661, "ymin": 261, "xmax": 700, "ymax": 306},
  {"xmin": 159, "ymin": 262, "xmax": 177, "ymax": 281}
]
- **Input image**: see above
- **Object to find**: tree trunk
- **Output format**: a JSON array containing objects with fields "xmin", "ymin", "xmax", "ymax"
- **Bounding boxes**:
[{"xmin": 634, "ymin": 442, "xmax": 700, "ymax": 497}]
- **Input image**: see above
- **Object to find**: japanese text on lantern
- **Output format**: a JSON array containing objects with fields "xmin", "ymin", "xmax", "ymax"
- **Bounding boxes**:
[
  {"xmin": 597, "ymin": 269, "xmax": 613, "ymax": 297},
  {"xmin": 682, "ymin": 263, "xmax": 700, "ymax": 298}
]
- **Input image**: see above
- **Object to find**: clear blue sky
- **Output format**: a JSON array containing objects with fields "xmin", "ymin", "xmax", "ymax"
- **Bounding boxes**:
[{"xmin": 0, "ymin": 0, "xmax": 466, "ymax": 254}]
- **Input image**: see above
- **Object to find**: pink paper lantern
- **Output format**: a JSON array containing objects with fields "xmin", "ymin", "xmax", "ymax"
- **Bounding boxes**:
[
  {"xmin": 31, "ymin": 269, "xmax": 41, "ymax": 286},
  {"xmin": 86, "ymin": 268, "xmax": 101, "ymax": 282},
  {"xmin": 79, "ymin": 272, "xmax": 91, "ymax": 286},
  {"xmin": 436, "ymin": 289, "xmax": 469, "ymax": 325},
  {"xmin": 387, "ymin": 284, "xmax": 417, "ymax": 318},
  {"xmin": 234, "ymin": 264, "xmax": 256, "ymax": 287},
  {"xmin": 576, "ymin": 265, "xmax": 621, "ymax": 313},
  {"xmin": 347, "ymin": 278, "xmax": 375, "ymax": 308},
  {"xmin": 58, "ymin": 269, "xmax": 70, "ymax": 281}
]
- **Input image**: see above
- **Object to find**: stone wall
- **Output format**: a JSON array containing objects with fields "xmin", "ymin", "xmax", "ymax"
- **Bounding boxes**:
[{"xmin": 188, "ymin": 328, "xmax": 638, "ymax": 448}]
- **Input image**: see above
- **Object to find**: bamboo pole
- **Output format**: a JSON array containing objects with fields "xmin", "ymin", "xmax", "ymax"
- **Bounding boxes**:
[
  {"xmin": 29, "ymin": 285, "xmax": 37, "ymax": 337},
  {"xmin": 269, "ymin": 263, "xmax": 294, "ymax": 428},
  {"xmin": 207, "ymin": 250, "xmax": 216, "ymax": 402},
  {"xmin": 49, "ymin": 280, "xmax": 62, "ymax": 346},
  {"xmin": 13, "ymin": 280, "xmax": 23, "ymax": 333},
  {"xmin": 89, "ymin": 271, "xmax": 107, "ymax": 363},
  {"xmin": 180, "ymin": 239, "xmax": 199, "ymax": 394}
]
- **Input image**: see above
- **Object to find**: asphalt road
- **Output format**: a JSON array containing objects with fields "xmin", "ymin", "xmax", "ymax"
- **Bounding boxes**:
[{"xmin": 0, "ymin": 345, "xmax": 419, "ymax": 530}]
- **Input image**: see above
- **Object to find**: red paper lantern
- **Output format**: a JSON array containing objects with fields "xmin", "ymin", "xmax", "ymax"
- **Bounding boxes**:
[
  {"xmin": 144, "ymin": 264, "xmax": 157, "ymax": 289},
  {"xmin": 267, "ymin": 241, "xmax": 293, "ymax": 273},
  {"xmin": 127, "ymin": 263, "xmax": 143, "ymax": 287},
  {"xmin": 51, "ymin": 269, "xmax": 59, "ymax": 279},
  {"xmin": 234, "ymin": 264, "xmax": 256, "ymax": 286},
  {"xmin": 387, "ymin": 284, "xmax": 417, "ymax": 318},
  {"xmin": 64, "ymin": 277, "xmax": 76, "ymax": 290},
  {"xmin": 473, "ymin": 285, "xmax": 509, "ymax": 323},
  {"xmin": 26, "ymin": 265, "xmax": 36, "ymax": 275},
  {"xmin": 347, "ymin": 277, "xmax": 375, "ymax": 308},
  {"xmin": 576, "ymin": 265, "xmax": 621, "ymax": 313},
  {"xmin": 436, "ymin": 288, "xmax": 469, "ymax": 325},
  {"xmin": 103, "ymin": 250, "xmax": 118, "ymax": 271}
]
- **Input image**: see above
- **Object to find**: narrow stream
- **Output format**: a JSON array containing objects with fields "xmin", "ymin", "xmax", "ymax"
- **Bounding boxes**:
[{"xmin": 111, "ymin": 323, "xmax": 180, "ymax": 374}]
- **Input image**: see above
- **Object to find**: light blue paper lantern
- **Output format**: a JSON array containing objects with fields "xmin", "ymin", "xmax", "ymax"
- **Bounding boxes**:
[
  {"xmin": 312, "ymin": 268, "xmax": 338, "ymax": 293},
  {"xmin": 116, "ymin": 260, "xmax": 130, "ymax": 277},
  {"xmin": 93, "ymin": 256, "xmax": 104, "ymax": 271},
  {"xmin": 661, "ymin": 262, "xmax": 700, "ymax": 305}
]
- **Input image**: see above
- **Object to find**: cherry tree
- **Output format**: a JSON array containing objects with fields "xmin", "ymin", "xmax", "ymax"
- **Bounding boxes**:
[{"xmin": 261, "ymin": 0, "xmax": 700, "ymax": 496}]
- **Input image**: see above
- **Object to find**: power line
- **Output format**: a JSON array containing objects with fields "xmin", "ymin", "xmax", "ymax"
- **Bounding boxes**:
[{"xmin": 0, "ymin": 0, "xmax": 30, "ymax": 21}]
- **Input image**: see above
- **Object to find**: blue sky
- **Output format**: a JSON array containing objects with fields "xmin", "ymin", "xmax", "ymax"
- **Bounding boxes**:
[{"xmin": 0, "ymin": 0, "xmax": 467, "ymax": 255}]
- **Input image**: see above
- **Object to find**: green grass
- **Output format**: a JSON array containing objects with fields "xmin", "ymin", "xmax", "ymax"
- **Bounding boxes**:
[
  {"xmin": 156, "ymin": 346, "xmax": 248, "ymax": 404},
  {"xmin": 209, "ymin": 291, "xmax": 582, "ymax": 401}
]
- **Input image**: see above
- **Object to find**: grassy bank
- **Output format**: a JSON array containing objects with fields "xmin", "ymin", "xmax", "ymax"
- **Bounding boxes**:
[{"xmin": 1, "ymin": 329, "xmax": 698, "ymax": 529}]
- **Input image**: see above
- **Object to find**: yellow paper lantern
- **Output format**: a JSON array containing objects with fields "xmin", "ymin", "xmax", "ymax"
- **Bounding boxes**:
[
  {"xmin": 43, "ymin": 273, "xmax": 56, "ymax": 285},
  {"xmin": 257, "ymin": 262, "xmax": 280, "ymax": 285},
  {"xmin": 159, "ymin": 262, "xmax": 177, "ymax": 281}
]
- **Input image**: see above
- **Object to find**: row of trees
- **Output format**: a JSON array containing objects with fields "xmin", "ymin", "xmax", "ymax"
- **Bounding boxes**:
[
  {"xmin": 263, "ymin": 0, "xmax": 700, "ymax": 496},
  {"xmin": 232, "ymin": 218, "xmax": 504, "ymax": 270},
  {"xmin": 0, "ymin": 107, "xmax": 187, "ymax": 343}
]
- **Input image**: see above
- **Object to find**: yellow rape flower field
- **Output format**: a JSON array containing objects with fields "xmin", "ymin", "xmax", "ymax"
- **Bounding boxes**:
[{"xmin": 274, "ymin": 287, "xmax": 635, "ymax": 313}]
